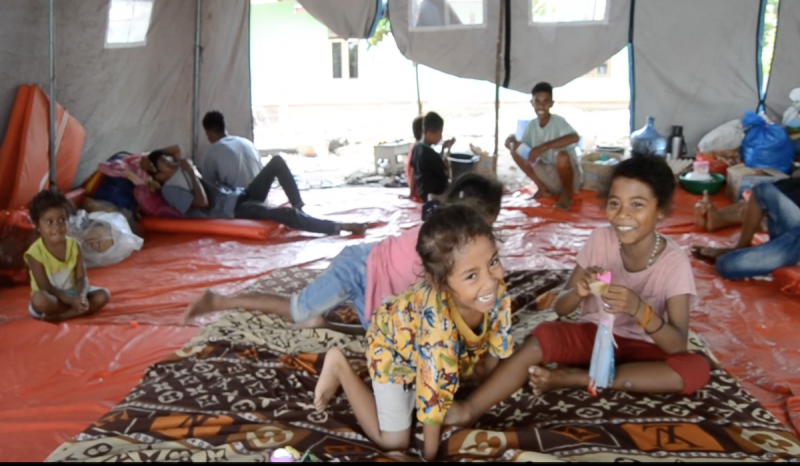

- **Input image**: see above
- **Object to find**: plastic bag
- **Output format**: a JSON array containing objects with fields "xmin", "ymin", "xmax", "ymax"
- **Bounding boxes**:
[
  {"xmin": 782, "ymin": 88, "xmax": 800, "ymax": 127},
  {"xmin": 740, "ymin": 111, "xmax": 795, "ymax": 174},
  {"xmin": 68, "ymin": 210, "xmax": 143, "ymax": 268},
  {"xmin": 698, "ymin": 119, "xmax": 744, "ymax": 153},
  {"xmin": 587, "ymin": 272, "xmax": 616, "ymax": 396}
]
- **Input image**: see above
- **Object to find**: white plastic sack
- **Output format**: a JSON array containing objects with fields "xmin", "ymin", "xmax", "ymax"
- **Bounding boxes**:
[
  {"xmin": 67, "ymin": 210, "xmax": 144, "ymax": 268},
  {"xmin": 782, "ymin": 87, "xmax": 800, "ymax": 127},
  {"xmin": 697, "ymin": 119, "xmax": 745, "ymax": 153}
]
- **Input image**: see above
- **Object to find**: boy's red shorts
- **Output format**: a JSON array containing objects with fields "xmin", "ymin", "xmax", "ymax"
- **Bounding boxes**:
[{"xmin": 531, "ymin": 321, "xmax": 711, "ymax": 395}]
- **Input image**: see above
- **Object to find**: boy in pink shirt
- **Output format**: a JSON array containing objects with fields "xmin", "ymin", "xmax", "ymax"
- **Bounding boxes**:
[{"xmin": 185, "ymin": 173, "xmax": 504, "ymax": 330}]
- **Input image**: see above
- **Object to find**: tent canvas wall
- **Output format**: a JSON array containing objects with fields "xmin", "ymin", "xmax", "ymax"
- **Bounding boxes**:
[
  {"xmin": 295, "ymin": 0, "xmax": 795, "ymax": 155},
  {"xmin": 0, "ymin": 0, "xmax": 251, "ymax": 188}
]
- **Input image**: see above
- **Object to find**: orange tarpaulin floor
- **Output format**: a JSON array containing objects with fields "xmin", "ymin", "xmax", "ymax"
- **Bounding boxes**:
[{"xmin": 0, "ymin": 186, "xmax": 798, "ymax": 462}]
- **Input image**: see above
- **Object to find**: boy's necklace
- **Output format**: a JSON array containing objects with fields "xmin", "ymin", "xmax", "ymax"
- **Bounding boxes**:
[{"xmin": 619, "ymin": 232, "xmax": 662, "ymax": 270}]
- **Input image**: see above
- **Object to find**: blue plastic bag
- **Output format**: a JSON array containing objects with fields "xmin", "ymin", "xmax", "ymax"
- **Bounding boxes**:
[
  {"xmin": 588, "ymin": 311, "xmax": 616, "ymax": 396},
  {"xmin": 587, "ymin": 271, "xmax": 616, "ymax": 396},
  {"xmin": 740, "ymin": 111, "xmax": 795, "ymax": 174}
]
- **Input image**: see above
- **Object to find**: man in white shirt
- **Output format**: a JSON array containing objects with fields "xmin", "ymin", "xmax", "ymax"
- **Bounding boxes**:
[
  {"xmin": 505, "ymin": 82, "xmax": 583, "ymax": 210},
  {"xmin": 201, "ymin": 110, "xmax": 264, "ymax": 190}
]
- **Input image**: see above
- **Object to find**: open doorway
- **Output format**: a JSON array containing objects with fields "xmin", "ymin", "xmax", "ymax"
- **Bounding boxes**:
[
  {"xmin": 760, "ymin": 0, "xmax": 779, "ymax": 99},
  {"xmin": 248, "ymin": 0, "xmax": 630, "ymax": 189}
]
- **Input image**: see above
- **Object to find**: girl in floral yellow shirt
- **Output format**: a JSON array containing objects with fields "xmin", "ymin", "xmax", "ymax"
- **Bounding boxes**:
[{"xmin": 314, "ymin": 203, "xmax": 513, "ymax": 461}]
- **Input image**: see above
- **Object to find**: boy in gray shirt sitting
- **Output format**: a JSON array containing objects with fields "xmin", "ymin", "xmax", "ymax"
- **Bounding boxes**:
[{"xmin": 505, "ymin": 82, "xmax": 582, "ymax": 210}]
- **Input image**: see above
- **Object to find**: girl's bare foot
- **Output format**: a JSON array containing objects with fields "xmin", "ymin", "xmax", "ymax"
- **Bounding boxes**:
[
  {"xmin": 528, "ymin": 366, "xmax": 589, "ymax": 396},
  {"xmin": 314, "ymin": 348, "xmax": 345, "ymax": 412},
  {"xmin": 184, "ymin": 289, "xmax": 220, "ymax": 323},
  {"xmin": 292, "ymin": 315, "xmax": 327, "ymax": 330},
  {"xmin": 530, "ymin": 186, "xmax": 550, "ymax": 200},
  {"xmin": 442, "ymin": 401, "xmax": 475, "ymax": 428},
  {"xmin": 704, "ymin": 204, "xmax": 727, "ymax": 232}
]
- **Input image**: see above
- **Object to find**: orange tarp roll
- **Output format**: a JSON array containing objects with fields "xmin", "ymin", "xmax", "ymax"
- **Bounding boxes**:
[
  {"xmin": 0, "ymin": 85, "xmax": 31, "ymax": 209},
  {"xmin": 140, "ymin": 217, "xmax": 283, "ymax": 240},
  {"xmin": 5, "ymin": 84, "xmax": 85, "ymax": 210}
]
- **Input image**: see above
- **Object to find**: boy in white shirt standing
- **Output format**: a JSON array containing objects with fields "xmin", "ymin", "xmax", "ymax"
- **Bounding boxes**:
[{"xmin": 506, "ymin": 82, "xmax": 582, "ymax": 210}]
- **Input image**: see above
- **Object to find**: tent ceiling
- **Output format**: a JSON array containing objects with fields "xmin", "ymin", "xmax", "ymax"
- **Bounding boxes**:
[
  {"xmin": 299, "ymin": 0, "xmax": 379, "ymax": 39},
  {"xmin": 506, "ymin": 0, "xmax": 631, "ymax": 92},
  {"xmin": 632, "ymin": 0, "xmax": 761, "ymax": 153},
  {"xmin": 389, "ymin": 0, "xmax": 503, "ymax": 85}
]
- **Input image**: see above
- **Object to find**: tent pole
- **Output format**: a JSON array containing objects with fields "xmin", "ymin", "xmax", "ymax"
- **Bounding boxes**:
[
  {"xmin": 49, "ymin": 0, "xmax": 56, "ymax": 190},
  {"xmin": 493, "ymin": 0, "xmax": 505, "ymax": 171},
  {"xmin": 415, "ymin": 62, "xmax": 422, "ymax": 115},
  {"xmin": 192, "ymin": 0, "xmax": 202, "ymax": 161}
]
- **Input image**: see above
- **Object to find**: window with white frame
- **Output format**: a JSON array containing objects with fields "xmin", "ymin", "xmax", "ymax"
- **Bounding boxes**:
[
  {"xmin": 531, "ymin": 0, "xmax": 607, "ymax": 24},
  {"xmin": 410, "ymin": 0, "xmax": 485, "ymax": 30},
  {"xmin": 586, "ymin": 60, "xmax": 611, "ymax": 77},
  {"xmin": 330, "ymin": 37, "xmax": 360, "ymax": 79},
  {"xmin": 105, "ymin": 0, "xmax": 154, "ymax": 48}
]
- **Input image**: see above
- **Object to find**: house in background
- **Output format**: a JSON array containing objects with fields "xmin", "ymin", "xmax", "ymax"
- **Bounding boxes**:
[{"xmin": 250, "ymin": 0, "xmax": 630, "ymax": 149}]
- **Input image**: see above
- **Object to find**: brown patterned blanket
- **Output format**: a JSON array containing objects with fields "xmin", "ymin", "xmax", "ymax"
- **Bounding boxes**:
[{"xmin": 46, "ymin": 269, "xmax": 800, "ymax": 462}]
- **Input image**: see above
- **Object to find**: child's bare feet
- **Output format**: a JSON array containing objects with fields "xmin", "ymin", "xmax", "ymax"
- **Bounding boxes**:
[
  {"xmin": 184, "ymin": 289, "xmax": 219, "ymax": 323},
  {"xmin": 314, "ymin": 348, "xmax": 345, "ymax": 411},
  {"xmin": 704, "ymin": 207, "xmax": 719, "ymax": 232},
  {"xmin": 442, "ymin": 401, "xmax": 475, "ymax": 427},
  {"xmin": 530, "ymin": 187, "xmax": 550, "ymax": 200},
  {"xmin": 339, "ymin": 223, "xmax": 368, "ymax": 236},
  {"xmin": 554, "ymin": 193, "xmax": 573, "ymax": 211},
  {"xmin": 690, "ymin": 245, "xmax": 734, "ymax": 265},
  {"xmin": 528, "ymin": 366, "xmax": 589, "ymax": 396},
  {"xmin": 292, "ymin": 315, "xmax": 327, "ymax": 330}
]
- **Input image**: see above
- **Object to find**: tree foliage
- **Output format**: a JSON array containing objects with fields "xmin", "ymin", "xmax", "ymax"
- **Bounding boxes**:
[{"xmin": 368, "ymin": 17, "xmax": 391, "ymax": 47}]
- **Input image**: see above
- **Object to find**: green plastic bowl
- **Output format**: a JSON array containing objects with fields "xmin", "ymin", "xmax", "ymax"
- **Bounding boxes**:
[{"xmin": 679, "ymin": 172, "xmax": 726, "ymax": 195}]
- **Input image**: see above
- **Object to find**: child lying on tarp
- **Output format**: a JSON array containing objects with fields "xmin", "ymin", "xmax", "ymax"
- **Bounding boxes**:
[
  {"xmin": 96, "ymin": 145, "xmax": 183, "ymax": 219},
  {"xmin": 25, "ymin": 190, "xmax": 110, "ymax": 322},
  {"xmin": 443, "ymin": 154, "xmax": 711, "ymax": 428},
  {"xmin": 314, "ymin": 203, "xmax": 513, "ymax": 461},
  {"xmin": 152, "ymin": 151, "xmax": 365, "ymax": 236},
  {"xmin": 183, "ymin": 173, "xmax": 503, "ymax": 331}
]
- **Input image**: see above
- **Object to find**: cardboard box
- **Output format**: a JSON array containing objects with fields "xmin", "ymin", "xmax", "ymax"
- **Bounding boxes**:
[
  {"xmin": 374, "ymin": 141, "xmax": 412, "ymax": 176},
  {"xmin": 581, "ymin": 151, "xmax": 622, "ymax": 192},
  {"xmin": 725, "ymin": 163, "xmax": 789, "ymax": 201}
]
